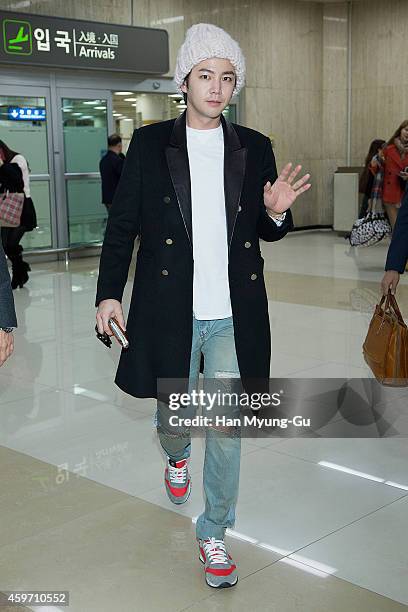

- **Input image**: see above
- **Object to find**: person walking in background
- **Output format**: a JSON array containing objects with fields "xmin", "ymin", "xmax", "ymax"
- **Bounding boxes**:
[
  {"xmin": 0, "ymin": 140, "xmax": 36, "ymax": 290},
  {"xmin": 381, "ymin": 184, "xmax": 408, "ymax": 295},
  {"xmin": 370, "ymin": 121, "xmax": 408, "ymax": 230},
  {"xmin": 95, "ymin": 23, "xmax": 311, "ymax": 589},
  {"xmin": 359, "ymin": 139, "xmax": 386, "ymax": 218},
  {"xmin": 0, "ymin": 241, "xmax": 17, "ymax": 366},
  {"xmin": 99, "ymin": 134, "xmax": 125, "ymax": 213}
]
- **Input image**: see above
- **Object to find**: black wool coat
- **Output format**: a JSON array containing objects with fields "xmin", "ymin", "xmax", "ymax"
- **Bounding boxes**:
[
  {"xmin": 95, "ymin": 111, "xmax": 293, "ymax": 399},
  {"xmin": 385, "ymin": 186, "xmax": 408, "ymax": 273}
]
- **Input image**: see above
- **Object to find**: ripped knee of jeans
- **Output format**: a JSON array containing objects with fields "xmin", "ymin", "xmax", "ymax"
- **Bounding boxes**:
[
  {"xmin": 157, "ymin": 424, "xmax": 191, "ymax": 439},
  {"xmin": 212, "ymin": 370, "xmax": 242, "ymax": 394},
  {"xmin": 208, "ymin": 423, "xmax": 241, "ymax": 437},
  {"xmin": 214, "ymin": 370, "xmax": 240, "ymax": 379}
]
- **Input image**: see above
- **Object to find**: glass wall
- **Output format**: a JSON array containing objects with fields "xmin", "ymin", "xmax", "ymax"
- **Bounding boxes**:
[
  {"xmin": 62, "ymin": 98, "xmax": 108, "ymax": 246},
  {"xmin": 0, "ymin": 94, "xmax": 52, "ymax": 249}
]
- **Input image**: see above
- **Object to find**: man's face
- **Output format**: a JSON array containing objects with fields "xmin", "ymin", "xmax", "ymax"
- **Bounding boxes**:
[
  {"xmin": 181, "ymin": 57, "xmax": 236, "ymax": 120},
  {"xmin": 110, "ymin": 143, "xmax": 122, "ymax": 154}
]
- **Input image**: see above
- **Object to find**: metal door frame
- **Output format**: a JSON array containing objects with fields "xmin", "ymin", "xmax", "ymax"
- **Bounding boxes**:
[
  {"xmin": 55, "ymin": 86, "xmax": 113, "ymax": 247},
  {"xmin": 0, "ymin": 82, "xmax": 57, "ymax": 248}
]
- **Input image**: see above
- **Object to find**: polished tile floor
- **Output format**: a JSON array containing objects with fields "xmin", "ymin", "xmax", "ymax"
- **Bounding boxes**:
[{"xmin": 0, "ymin": 231, "xmax": 407, "ymax": 611}]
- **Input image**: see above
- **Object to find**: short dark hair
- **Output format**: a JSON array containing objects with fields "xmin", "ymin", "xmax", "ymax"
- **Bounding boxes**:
[
  {"xmin": 182, "ymin": 72, "xmax": 190, "ymax": 105},
  {"xmin": 108, "ymin": 133, "xmax": 122, "ymax": 147}
]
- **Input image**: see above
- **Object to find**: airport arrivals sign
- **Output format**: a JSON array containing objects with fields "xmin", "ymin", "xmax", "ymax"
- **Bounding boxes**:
[{"xmin": 0, "ymin": 10, "xmax": 169, "ymax": 74}]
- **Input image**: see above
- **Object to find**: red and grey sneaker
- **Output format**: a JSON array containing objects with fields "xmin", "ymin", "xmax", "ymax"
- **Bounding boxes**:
[
  {"xmin": 164, "ymin": 457, "xmax": 191, "ymax": 504},
  {"xmin": 198, "ymin": 537, "xmax": 238, "ymax": 588}
]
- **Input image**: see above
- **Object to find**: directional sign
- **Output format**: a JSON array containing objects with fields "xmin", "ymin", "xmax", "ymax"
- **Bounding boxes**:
[
  {"xmin": 8, "ymin": 106, "xmax": 46, "ymax": 121},
  {"xmin": 0, "ymin": 10, "xmax": 169, "ymax": 74}
]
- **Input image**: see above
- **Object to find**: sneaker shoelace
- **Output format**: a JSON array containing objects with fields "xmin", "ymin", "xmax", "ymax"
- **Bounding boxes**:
[
  {"xmin": 168, "ymin": 461, "xmax": 187, "ymax": 484},
  {"xmin": 202, "ymin": 538, "xmax": 229, "ymax": 565}
]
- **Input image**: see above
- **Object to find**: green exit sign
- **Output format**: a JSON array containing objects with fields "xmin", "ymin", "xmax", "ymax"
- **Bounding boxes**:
[{"xmin": 3, "ymin": 19, "xmax": 32, "ymax": 55}]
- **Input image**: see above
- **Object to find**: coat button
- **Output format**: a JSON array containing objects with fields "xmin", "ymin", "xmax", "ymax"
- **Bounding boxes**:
[
  {"xmin": 238, "ymin": 205, "xmax": 242, "ymax": 212},
  {"xmin": 165, "ymin": 238, "xmax": 173, "ymax": 245},
  {"xmin": 250, "ymin": 273, "xmax": 257, "ymax": 280},
  {"xmin": 244, "ymin": 241, "xmax": 251, "ymax": 248},
  {"xmin": 161, "ymin": 269, "xmax": 169, "ymax": 276},
  {"xmin": 163, "ymin": 196, "xmax": 171, "ymax": 204}
]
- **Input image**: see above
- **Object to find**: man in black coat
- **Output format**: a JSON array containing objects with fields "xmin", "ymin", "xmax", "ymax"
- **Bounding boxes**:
[
  {"xmin": 381, "ymin": 185, "xmax": 408, "ymax": 295},
  {"xmin": 99, "ymin": 133, "xmax": 125, "ymax": 211},
  {"xmin": 95, "ymin": 23, "xmax": 311, "ymax": 588}
]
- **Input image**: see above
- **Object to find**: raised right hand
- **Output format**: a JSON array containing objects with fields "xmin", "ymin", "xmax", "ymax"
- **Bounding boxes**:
[{"xmin": 96, "ymin": 299, "xmax": 126, "ymax": 341}]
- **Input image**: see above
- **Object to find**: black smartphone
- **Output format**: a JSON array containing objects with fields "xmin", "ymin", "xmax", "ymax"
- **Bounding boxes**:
[
  {"xmin": 95, "ymin": 324, "xmax": 112, "ymax": 348},
  {"xmin": 95, "ymin": 318, "xmax": 129, "ymax": 349}
]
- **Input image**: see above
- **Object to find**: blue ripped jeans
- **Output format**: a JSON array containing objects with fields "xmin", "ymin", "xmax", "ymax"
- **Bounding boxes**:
[{"xmin": 155, "ymin": 313, "xmax": 241, "ymax": 540}]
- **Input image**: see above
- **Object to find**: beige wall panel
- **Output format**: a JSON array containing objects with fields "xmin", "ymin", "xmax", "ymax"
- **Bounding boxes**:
[
  {"xmin": 351, "ymin": 0, "xmax": 408, "ymax": 165},
  {"xmin": 132, "ymin": 0, "xmax": 184, "ymax": 77},
  {"xmin": 0, "ymin": 0, "xmax": 131, "ymax": 24}
]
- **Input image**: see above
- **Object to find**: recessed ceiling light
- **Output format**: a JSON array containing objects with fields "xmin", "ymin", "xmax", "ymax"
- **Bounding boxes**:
[
  {"xmin": 72, "ymin": 112, "xmax": 82, "ymax": 116},
  {"xmin": 168, "ymin": 94, "xmax": 182, "ymax": 98},
  {"xmin": 95, "ymin": 106, "xmax": 105, "ymax": 110},
  {"xmin": 124, "ymin": 118, "xmax": 133, "ymax": 121},
  {"xmin": 131, "ymin": 103, "xmax": 137, "ymax": 107},
  {"xmin": 114, "ymin": 91, "xmax": 132, "ymax": 95},
  {"xmin": 124, "ymin": 97, "xmax": 137, "ymax": 102},
  {"xmin": 83, "ymin": 100, "xmax": 100, "ymax": 105}
]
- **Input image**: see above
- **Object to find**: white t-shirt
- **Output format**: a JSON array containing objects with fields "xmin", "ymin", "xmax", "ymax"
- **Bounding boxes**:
[
  {"xmin": 186, "ymin": 124, "xmax": 232, "ymax": 320},
  {"xmin": 11, "ymin": 154, "xmax": 30, "ymax": 198}
]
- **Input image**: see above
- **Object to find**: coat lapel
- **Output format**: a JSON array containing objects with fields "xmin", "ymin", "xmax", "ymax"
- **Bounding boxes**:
[
  {"xmin": 221, "ymin": 114, "xmax": 247, "ymax": 251},
  {"xmin": 165, "ymin": 110, "xmax": 247, "ymax": 254},
  {"xmin": 165, "ymin": 112, "xmax": 193, "ymax": 250}
]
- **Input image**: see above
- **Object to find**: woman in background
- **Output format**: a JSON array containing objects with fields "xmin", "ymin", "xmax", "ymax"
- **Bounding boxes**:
[
  {"xmin": 370, "ymin": 121, "xmax": 408, "ymax": 230},
  {"xmin": 359, "ymin": 138, "xmax": 386, "ymax": 218},
  {"xmin": 0, "ymin": 140, "xmax": 37, "ymax": 289}
]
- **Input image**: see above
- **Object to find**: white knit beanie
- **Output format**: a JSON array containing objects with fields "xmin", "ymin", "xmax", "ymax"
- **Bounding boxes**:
[{"xmin": 174, "ymin": 23, "xmax": 245, "ymax": 97}]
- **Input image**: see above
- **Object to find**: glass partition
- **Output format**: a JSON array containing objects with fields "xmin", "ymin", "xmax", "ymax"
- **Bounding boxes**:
[
  {"xmin": 0, "ymin": 94, "xmax": 52, "ymax": 248},
  {"xmin": 62, "ymin": 97, "xmax": 108, "ymax": 246},
  {"xmin": 21, "ymin": 181, "xmax": 52, "ymax": 249},
  {"xmin": 66, "ymin": 178, "xmax": 106, "ymax": 244}
]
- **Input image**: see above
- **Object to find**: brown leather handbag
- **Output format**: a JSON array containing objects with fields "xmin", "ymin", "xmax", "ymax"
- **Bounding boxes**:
[{"xmin": 363, "ymin": 290, "xmax": 408, "ymax": 386}]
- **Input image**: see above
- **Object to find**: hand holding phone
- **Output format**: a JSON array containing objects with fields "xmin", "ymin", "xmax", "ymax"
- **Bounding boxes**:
[
  {"xmin": 95, "ymin": 299, "xmax": 129, "ymax": 349},
  {"xmin": 95, "ymin": 317, "xmax": 129, "ymax": 349}
]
